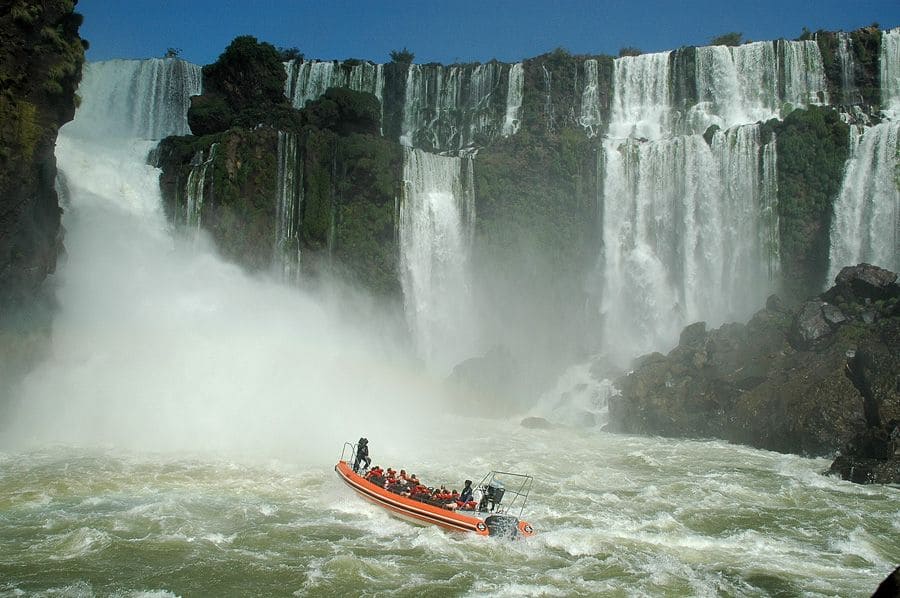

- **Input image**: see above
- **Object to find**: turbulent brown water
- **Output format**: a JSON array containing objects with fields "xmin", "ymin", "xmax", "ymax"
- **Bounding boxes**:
[{"xmin": 2, "ymin": 423, "xmax": 898, "ymax": 596}]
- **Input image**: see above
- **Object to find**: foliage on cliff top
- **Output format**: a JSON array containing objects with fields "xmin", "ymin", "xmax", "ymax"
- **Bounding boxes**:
[{"xmin": 189, "ymin": 35, "xmax": 299, "ymax": 135}]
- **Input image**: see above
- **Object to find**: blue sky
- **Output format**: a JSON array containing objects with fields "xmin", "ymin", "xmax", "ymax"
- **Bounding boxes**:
[{"xmin": 78, "ymin": 0, "xmax": 900, "ymax": 65}]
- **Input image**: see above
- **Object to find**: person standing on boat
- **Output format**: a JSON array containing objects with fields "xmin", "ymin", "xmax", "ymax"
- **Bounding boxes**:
[
  {"xmin": 459, "ymin": 480, "xmax": 474, "ymax": 503},
  {"xmin": 353, "ymin": 437, "xmax": 371, "ymax": 473}
]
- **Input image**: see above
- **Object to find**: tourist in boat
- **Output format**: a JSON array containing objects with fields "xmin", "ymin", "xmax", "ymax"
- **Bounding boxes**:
[
  {"xmin": 352, "ymin": 437, "xmax": 371, "ymax": 472},
  {"xmin": 458, "ymin": 480, "xmax": 474, "ymax": 503}
]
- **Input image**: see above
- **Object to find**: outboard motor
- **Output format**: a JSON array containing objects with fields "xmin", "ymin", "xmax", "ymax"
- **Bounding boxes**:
[
  {"xmin": 485, "ymin": 514, "xmax": 519, "ymax": 538},
  {"xmin": 478, "ymin": 480, "xmax": 505, "ymax": 512}
]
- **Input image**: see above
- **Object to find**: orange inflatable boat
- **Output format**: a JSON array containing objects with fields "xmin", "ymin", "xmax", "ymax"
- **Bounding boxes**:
[{"xmin": 335, "ymin": 443, "xmax": 535, "ymax": 538}]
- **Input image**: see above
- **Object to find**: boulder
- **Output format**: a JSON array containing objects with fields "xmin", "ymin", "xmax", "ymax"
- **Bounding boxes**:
[
  {"xmin": 608, "ymin": 264, "xmax": 900, "ymax": 473},
  {"xmin": 834, "ymin": 263, "xmax": 898, "ymax": 301},
  {"xmin": 791, "ymin": 301, "xmax": 832, "ymax": 349}
]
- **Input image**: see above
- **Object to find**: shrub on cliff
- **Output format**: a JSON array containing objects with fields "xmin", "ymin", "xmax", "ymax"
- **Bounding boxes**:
[
  {"xmin": 303, "ymin": 88, "xmax": 380, "ymax": 136},
  {"xmin": 188, "ymin": 35, "xmax": 297, "ymax": 134}
]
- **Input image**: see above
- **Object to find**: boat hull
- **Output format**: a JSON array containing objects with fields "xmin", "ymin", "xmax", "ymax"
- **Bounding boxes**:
[{"xmin": 334, "ymin": 460, "xmax": 534, "ymax": 537}]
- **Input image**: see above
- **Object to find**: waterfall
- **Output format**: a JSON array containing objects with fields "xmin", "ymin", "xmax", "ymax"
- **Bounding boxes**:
[
  {"xmin": 184, "ymin": 144, "xmax": 217, "ymax": 229},
  {"xmin": 608, "ymin": 51, "xmax": 672, "ymax": 140},
  {"xmin": 779, "ymin": 40, "xmax": 829, "ymax": 108},
  {"xmin": 828, "ymin": 30, "xmax": 900, "ymax": 279},
  {"xmin": 502, "ymin": 62, "xmax": 524, "ymax": 137},
  {"xmin": 882, "ymin": 28, "xmax": 900, "ymax": 116},
  {"xmin": 828, "ymin": 121, "xmax": 900, "ymax": 277},
  {"xmin": 691, "ymin": 42, "xmax": 780, "ymax": 132},
  {"xmin": 67, "ymin": 59, "xmax": 201, "ymax": 140},
  {"xmin": 836, "ymin": 32, "xmax": 862, "ymax": 105},
  {"xmin": 399, "ymin": 148, "xmax": 478, "ymax": 373},
  {"xmin": 580, "ymin": 59, "xmax": 603, "ymax": 136},
  {"xmin": 400, "ymin": 62, "xmax": 509, "ymax": 151},
  {"xmin": 599, "ymin": 124, "xmax": 778, "ymax": 360},
  {"xmin": 283, "ymin": 59, "xmax": 384, "ymax": 109},
  {"xmin": 275, "ymin": 131, "xmax": 302, "ymax": 283}
]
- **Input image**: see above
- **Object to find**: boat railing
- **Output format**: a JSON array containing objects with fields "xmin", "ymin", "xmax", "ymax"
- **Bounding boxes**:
[
  {"xmin": 475, "ymin": 470, "xmax": 534, "ymax": 518},
  {"xmin": 340, "ymin": 441, "xmax": 357, "ymax": 465}
]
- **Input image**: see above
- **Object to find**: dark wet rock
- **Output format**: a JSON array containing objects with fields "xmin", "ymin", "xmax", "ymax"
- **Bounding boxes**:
[
  {"xmin": 822, "ymin": 304, "xmax": 847, "ymax": 327},
  {"xmin": 791, "ymin": 301, "xmax": 832, "ymax": 349},
  {"xmin": 765, "ymin": 294, "xmax": 787, "ymax": 313},
  {"xmin": 520, "ymin": 417, "xmax": 555, "ymax": 430},
  {"xmin": 608, "ymin": 265, "xmax": 900, "ymax": 480},
  {"xmin": 833, "ymin": 263, "xmax": 898, "ymax": 301},
  {"xmin": 871, "ymin": 565, "xmax": 900, "ymax": 598}
]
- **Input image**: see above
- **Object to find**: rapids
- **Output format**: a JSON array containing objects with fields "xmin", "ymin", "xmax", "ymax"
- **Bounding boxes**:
[{"xmin": 1, "ymin": 424, "xmax": 898, "ymax": 596}]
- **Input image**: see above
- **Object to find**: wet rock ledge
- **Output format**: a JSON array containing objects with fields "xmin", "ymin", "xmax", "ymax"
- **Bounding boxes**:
[{"xmin": 607, "ymin": 263, "xmax": 900, "ymax": 484}]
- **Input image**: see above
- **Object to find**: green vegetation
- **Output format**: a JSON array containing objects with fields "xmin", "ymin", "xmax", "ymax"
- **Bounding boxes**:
[
  {"xmin": 618, "ymin": 47, "xmax": 642, "ymax": 57},
  {"xmin": 188, "ymin": 35, "xmax": 298, "ymax": 135},
  {"xmin": 709, "ymin": 32, "xmax": 746, "ymax": 46},
  {"xmin": 389, "ymin": 47, "xmax": 415, "ymax": 64},
  {"xmin": 763, "ymin": 106, "xmax": 849, "ymax": 299}
]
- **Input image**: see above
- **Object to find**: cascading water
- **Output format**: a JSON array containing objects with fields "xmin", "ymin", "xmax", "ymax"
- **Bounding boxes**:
[
  {"xmin": 184, "ymin": 144, "xmax": 217, "ymax": 229},
  {"xmin": 779, "ymin": 39, "xmax": 830, "ymax": 108},
  {"xmin": 691, "ymin": 42, "xmax": 780, "ymax": 132},
  {"xmin": 4, "ymin": 59, "xmax": 435, "ymax": 456},
  {"xmin": 501, "ymin": 62, "xmax": 524, "ymax": 137},
  {"xmin": 400, "ymin": 62, "xmax": 513, "ymax": 152},
  {"xmin": 580, "ymin": 59, "xmax": 604, "ymax": 136},
  {"xmin": 399, "ymin": 147, "xmax": 478, "ymax": 373},
  {"xmin": 599, "ymin": 46, "xmax": 781, "ymax": 362},
  {"xmin": 882, "ymin": 28, "xmax": 900, "ymax": 117},
  {"xmin": 835, "ymin": 31, "xmax": 862, "ymax": 105},
  {"xmin": 68, "ymin": 58, "xmax": 201, "ymax": 140},
  {"xmin": 275, "ymin": 131, "xmax": 302, "ymax": 283},
  {"xmin": 283, "ymin": 59, "xmax": 384, "ymax": 109},
  {"xmin": 828, "ymin": 28, "xmax": 900, "ymax": 278}
]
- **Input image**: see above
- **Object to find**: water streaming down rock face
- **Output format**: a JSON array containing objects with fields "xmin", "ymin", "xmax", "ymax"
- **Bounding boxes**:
[
  {"xmin": 68, "ymin": 59, "xmax": 201, "ymax": 140},
  {"xmin": 580, "ymin": 59, "xmax": 604, "ymax": 136},
  {"xmin": 882, "ymin": 28, "xmax": 900, "ymax": 117},
  {"xmin": 780, "ymin": 39, "xmax": 830, "ymax": 108},
  {"xmin": 828, "ymin": 29, "xmax": 900, "ymax": 279},
  {"xmin": 400, "ymin": 62, "xmax": 521, "ymax": 152},
  {"xmin": 828, "ymin": 122, "xmax": 900, "ymax": 277},
  {"xmin": 400, "ymin": 148, "xmax": 478, "ymax": 373},
  {"xmin": 275, "ymin": 131, "xmax": 302, "ymax": 283},
  {"xmin": 691, "ymin": 42, "xmax": 780, "ymax": 133},
  {"xmin": 835, "ymin": 32, "xmax": 863, "ymax": 105},
  {"xmin": 598, "ymin": 45, "xmax": 785, "ymax": 362},
  {"xmin": 501, "ymin": 62, "xmax": 524, "ymax": 137},
  {"xmin": 599, "ymin": 125, "xmax": 778, "ymax": 359},
  {"xmin": 184, "ymin": 144, "xmax": 218, "ymax": 229},
  {"xmin": 283, "ymin": 59, "xmax": 384, "ymax": 109}
]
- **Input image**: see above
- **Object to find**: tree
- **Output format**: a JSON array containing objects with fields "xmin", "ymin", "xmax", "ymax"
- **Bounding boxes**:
[
  {"xmin": 389, "ymin": 47, "xmax": 414, "ymax": 64},
  {"xmin": 710, "ymin": 32, "xmax": 744, "ymax": 46},
  {"xmin": 277, "ymin": 46, "xmax": 303, "ymax": 62},
  {"xmin": 164, "ymin": 47, "xmax": 181, "ymax": 58},
  {"xmin": 202, "ymin": 35, "xmax": 287, "ymax": 113},
  {"xmin": 618, "ymin": 46, "xmax": 642, "ymax": 57}
]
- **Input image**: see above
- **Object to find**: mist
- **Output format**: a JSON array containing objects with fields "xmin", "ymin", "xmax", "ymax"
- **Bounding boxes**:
[{"xmin": 0, "ymin": 130, "xmax": 450, "ymax": 463}]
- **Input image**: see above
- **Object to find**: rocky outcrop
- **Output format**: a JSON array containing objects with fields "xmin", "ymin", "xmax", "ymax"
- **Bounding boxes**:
[
  {"xmin": 608, "ymin": 264, "xmax": 900, "ymax": 483},
  {"xmin": 0, "ymin": 0, "xmax": 85, "ymax": 312},
  {"xmin": 0, "ymin": 1, "xmax": 85, "ymax": 393}
]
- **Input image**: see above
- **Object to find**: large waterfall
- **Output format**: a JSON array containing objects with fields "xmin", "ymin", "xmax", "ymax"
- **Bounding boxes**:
[
  {"xmin": 598, "ymin": 43, "xmax": 788, "ymax": 361},
  {"xmin": 828, "ymin": 28, "xmax": 900, "ymax": 278},
  {"xmin": 6, "ymin": 59, "xmax": 434, "ymax": 455},
  {"xmin": 399, "ymin": 147, "xmax": 478, "ymax": 373},
  {"xmin": 69, "ymin": 58, "xmax": 201, "ymax": 140}
]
